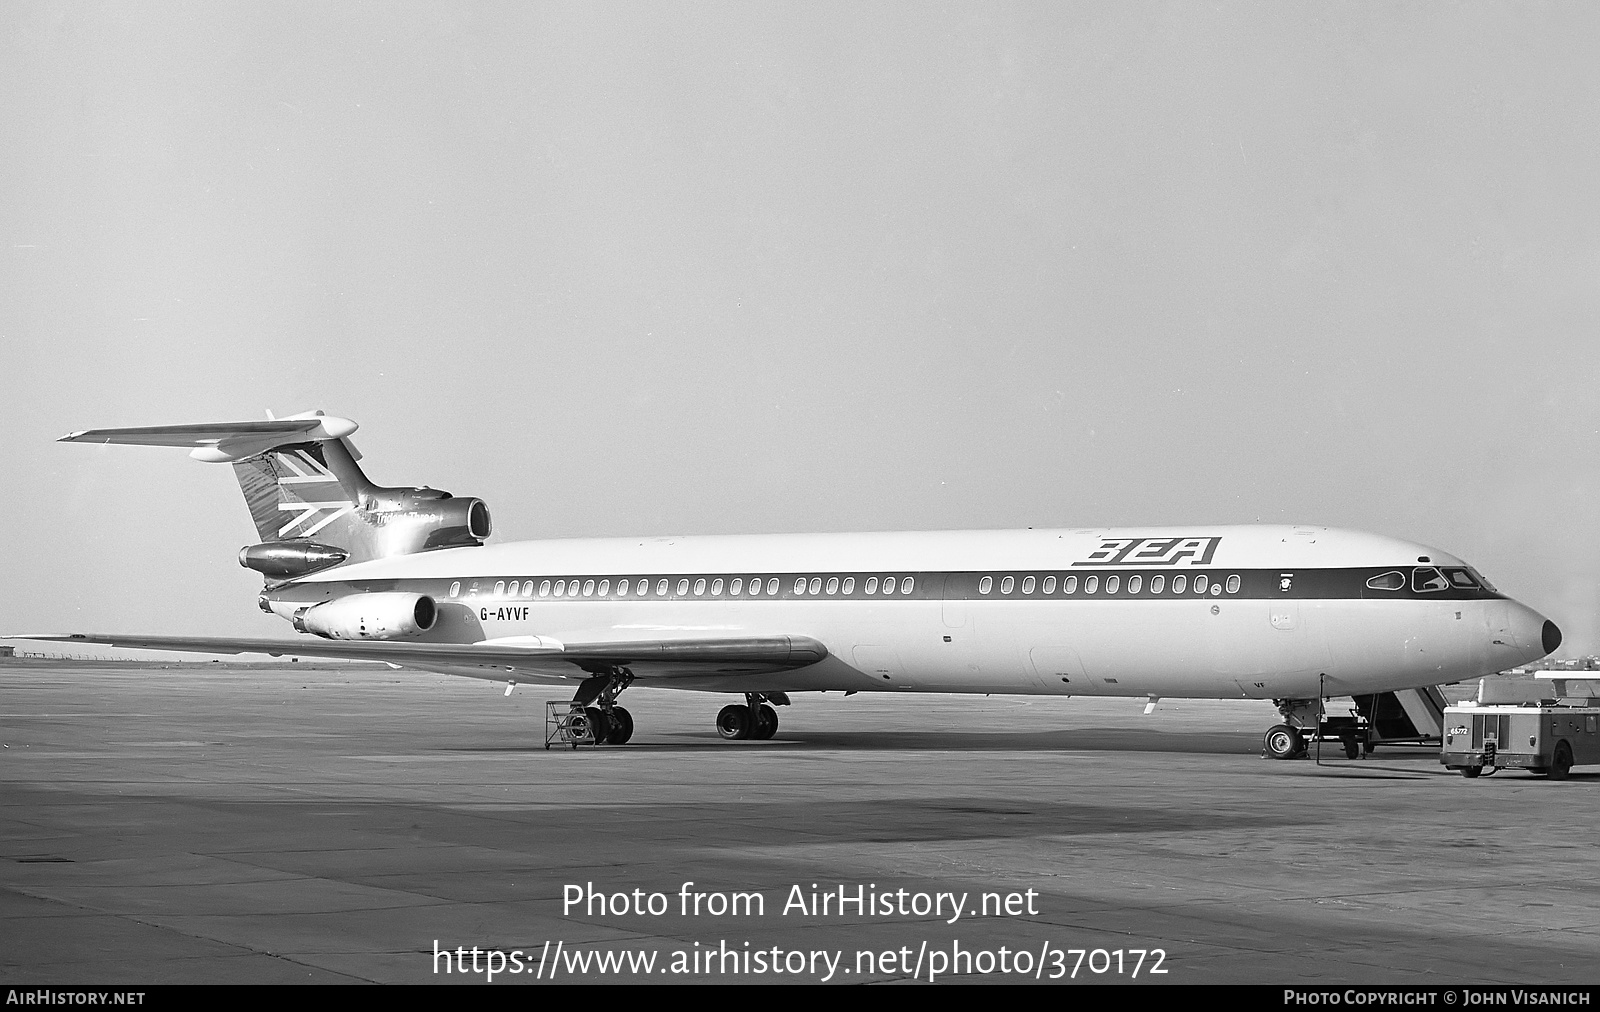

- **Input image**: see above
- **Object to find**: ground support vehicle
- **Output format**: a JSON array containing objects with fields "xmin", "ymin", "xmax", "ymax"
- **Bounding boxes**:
[{"xmin": 1441, "ymin": 701, "xmax": 1600, "ymax": 780}]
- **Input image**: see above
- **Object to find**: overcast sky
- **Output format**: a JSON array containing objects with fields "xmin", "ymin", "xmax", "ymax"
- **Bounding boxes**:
[{"xmin": 3, "ymin": 3, "xmax": 1598, "ymax": 656}]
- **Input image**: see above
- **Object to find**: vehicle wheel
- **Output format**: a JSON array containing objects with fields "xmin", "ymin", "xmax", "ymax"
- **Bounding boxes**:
[
  {"xmin": 607, "ymin": 706, "xmax": 634, "ymax": 745},
  {"xmin": 716, "ymin": 704, "xmax": 751, "ymax": 740},
  {"xmin": 1461, "ymin": 766, "xmax": 1482, "ymax": 778},
  {"xmin": 1264, "ymin": 724, "xmax": 1303, "ymax": 760},
  {"xmin": 1549, "ymin": 742, "xmax": 1573, "ymax": 781},
  {"xmin": 752, "ymin": 704, "xmax": 778, "ymax": 740},
  {"xmin": 585, "ymin": 706, "xmax": 611, "ymax": 745},
  {"xmin": 1341, "ymin": 735, "xmax": 1360, "ymax": 760}
]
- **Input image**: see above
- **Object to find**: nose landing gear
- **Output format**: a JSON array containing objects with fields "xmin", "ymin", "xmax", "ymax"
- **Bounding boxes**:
[{"xmin": 1263, "ymin": 698, "xmax": 1323, "ymax": 760}]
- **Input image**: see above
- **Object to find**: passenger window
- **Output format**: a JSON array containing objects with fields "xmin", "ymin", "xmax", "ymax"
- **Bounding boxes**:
[
  {"xmin": 598, "ymin": 579, "xmax": 610, "ymax": 596},
  {"xmin": 657, "ymin": 579, "xmax": 669, "ymax": 596},
  {"xmin": 676, "ymin": 578, "xmax": 690, "ymax": 596},
  {"xmin": 1172, "ymin": 575, "xmax": 1186, "ymax": 594},
  {"xmin": 711, "ymin": 578, "xmax": 723, "ymax": 596},
  {"xmin": 1022, "ymin": 575, "xmax": 1035, "ymax": 594},
  {"xmin": 1064, "ymin": 576, "xmax": 1077, "ymax": 594},
  {"xmin": 1226, "ymin": 575, "xmax": 1240, "ymax": 594},
  {"xmin": 1366, "ymin": 571, "xmax": 1405, "ymax": 591},
  {"xmin": 1412, "ymin": 567, "xmax": 1449, "ymax": 593},
  {"xmin": 1106, "ymin": 575, "xmax": 1120, "ymax": 594},
  {"xmin": 826, "ymin": 577, "xmax": 838, "ymax": 595},
  {"xmin": 1194, "ymin": 575, "xmax": 1208, "ymax": 594},
  {"xmin": 809, "ymin": 577, "xmax": 823, "ymax": 595},
  {"xmin": 901, "ymin": 577, "xmax": 914, "ymax": 594},
  {"xmin": 449, "ymin": 581, "xmax": 461, "ymax": 598},
  {"xmin": 730, "ymin": 578, "xmax": 742, "ymax": 596},
  {"xmin": 1128, "ymin": 575, "xmax": 1141, "ymax": 594},
  {"xmin": 767, "ymin": 578, "xmax": 780, "ymax": 595},
  {"xmin": 494, "ymin": 581, "xmax": 505, "ymax": 597},
  {"xmin": 794, "ymin": 577, "xmax": 807, "ymax": 595},
  {"xmin": 468, "ymin": 582, "xmax": 480, "ymax": 597},
  {"xmin": 539, "ymin": 580, "xmax": 551, "ymax": 597},
  {"xmin": 1151, "ymin": 575, "xmax": 1164, "ymax": 594},
  {"xmin": 580, "ymin": 579, "xmax": 593, "ymax": 597},
  {"xmin": 883, "ymin": 577, "xmax": 897, "ymax": 595},
  {"xmin": 1085, "ymin": 576, "xmax": 1099, "ymax": 594},
  {"xmin": 553, "ymin": 580, "xmax": 566, "ymax": 597},
  {"xmin": 507, "ymin": 581, "xmax": 519, "ymax": 597},
  {"xmin": 616, "ymin": 580, "xmax": 627, "ymax": 597},
  {"xmin": 842, "ymin": 577, "xmax": 855, "ymax": 594},
  {"xmin": 1043, "ymin": 576, "xmax": 1056, "ymax": 594},
  {"xmin": 867, "ymin": 577, "xmax": 881, "ymax": 594},
  {"xmin": 694, "ymin": 578, "xmax": 706, "ymax": 596},
  {"xmin": 1001, "ymin": 576, "xmax": 1014, "ymax": 594}
]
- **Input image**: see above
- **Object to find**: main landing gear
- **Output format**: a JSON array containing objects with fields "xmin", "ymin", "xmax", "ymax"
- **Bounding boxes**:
[
  {"xmin": 716, "ymin": 693, "xmax": 789, "ymax": 741},
  {"xmin": 555, "ymin": 668, "xmax": 635, "ymax": 747}
]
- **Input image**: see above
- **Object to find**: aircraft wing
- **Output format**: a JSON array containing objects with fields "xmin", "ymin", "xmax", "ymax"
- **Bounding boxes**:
[{"xmin": 11, "ymin": 633, "xmax": 828, "ymax": 681}]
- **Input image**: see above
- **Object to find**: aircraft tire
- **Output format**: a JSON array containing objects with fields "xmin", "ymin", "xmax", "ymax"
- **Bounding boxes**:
[
  {"xmin": 1549, "ymin": 742, "xmax": 1573, "ymax": 781},
  {"xmin": 608, "ymin": 707, "xmax": 634, "ymax": 745},
  {"xmin": 1341, "ymin": 735, "xmax": 1360, "ymax": 760},
  {"xmin": 585, "ymin": 706, "xmax": 612, "ymax": 745},
  {"xmin": 1263, "ymin": 724, "xmax": 1303, "ymax": 760},
  {"xmin": 1460, "ymin": 766, "xmax": 1482, "ymax": 778},
  {"xmin": 716, "ymin": 704, "xmax": 751, "ymax": 740},
  {"xmin": 752, "ymin": 704, "xmax": 778, "ymax": 740}
]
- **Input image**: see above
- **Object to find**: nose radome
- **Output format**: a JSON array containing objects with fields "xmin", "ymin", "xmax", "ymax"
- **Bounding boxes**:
[
  {"xmin": 1504, "ymin": 601, "xmax": 1556, "ymax": 660},
  {"xmin": 1543, "ymin": 620, "xmax": 1563, "ymax": 656}
]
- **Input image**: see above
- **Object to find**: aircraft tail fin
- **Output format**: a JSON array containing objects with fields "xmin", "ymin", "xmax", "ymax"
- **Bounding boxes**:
[{"xmin": 60, "ymin": 411, "xmax": 491, "ymax": 578}]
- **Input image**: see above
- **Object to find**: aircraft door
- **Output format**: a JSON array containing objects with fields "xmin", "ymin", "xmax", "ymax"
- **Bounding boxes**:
[{"xmin": 941, "ymin": 572, "xmax": 968, "ymax": 628}]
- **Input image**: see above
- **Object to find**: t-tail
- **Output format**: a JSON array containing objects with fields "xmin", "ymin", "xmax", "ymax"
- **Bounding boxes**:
[{"xmin": 59, "ymin": 411, "xmax": 491, "ymax": 583}]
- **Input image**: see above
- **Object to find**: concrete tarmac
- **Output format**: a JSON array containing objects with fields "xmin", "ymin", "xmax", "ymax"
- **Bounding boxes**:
[{"xmin": 2, "ymin": 660, "xmax": 1598, "ymax": 985}]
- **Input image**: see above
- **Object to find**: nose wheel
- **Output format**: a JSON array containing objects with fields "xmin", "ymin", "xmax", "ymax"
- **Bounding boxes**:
[{"xmin": 1263, "ymin": 724, "xmax": 1305, "ymax": 760}]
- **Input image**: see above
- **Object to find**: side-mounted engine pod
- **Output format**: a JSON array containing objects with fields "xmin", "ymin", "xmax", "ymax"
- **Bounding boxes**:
[
  {"xmin": 238, "ymin": 541, "xmax": 349, "ymax": 579},
  {"xmin": 293, "ymin": 592, "xmax": 438, "ymax": 640}
]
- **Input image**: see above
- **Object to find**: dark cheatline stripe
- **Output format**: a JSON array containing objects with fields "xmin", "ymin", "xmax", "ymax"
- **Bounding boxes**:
[{"xmin": 318, "ymin": 567, "xmax": 1503, "ymax": 605}]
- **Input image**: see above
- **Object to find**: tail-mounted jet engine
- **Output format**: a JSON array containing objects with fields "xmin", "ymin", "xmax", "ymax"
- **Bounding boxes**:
[
  {"xmin": 238, "ymin": 541, "xmax": 349, "ymax": 579},
  {"xmin": 292, "ymin": 592, "xmax": 438, "ymax": 640}
]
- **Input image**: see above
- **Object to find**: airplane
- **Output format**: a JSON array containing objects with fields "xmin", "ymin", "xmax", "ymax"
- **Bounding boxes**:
[{"xmin": 14, "ymin": 410, "xmax": 1561, "ymax": 758}]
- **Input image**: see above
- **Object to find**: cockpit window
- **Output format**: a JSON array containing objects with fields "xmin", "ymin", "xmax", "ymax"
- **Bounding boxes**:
[
  {"xmin": 1467, "ymin": 567, "xmax": 1497, "ymax": 593},
  {"xmin": 1412, "ymin": 567, "xmax": 1449, "ymax": 593},
  {"xmin": 1443, "ymin": 568, "xmax": 1478, "ymax": 590},
  {"xmin": 1366, "ymin": 571, "xmax": 1405, "ymax": 591}
]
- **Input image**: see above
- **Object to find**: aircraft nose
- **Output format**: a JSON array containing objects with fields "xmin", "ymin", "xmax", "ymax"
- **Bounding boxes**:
[
  {"xmin": 1504, "ymin": 601, "xmax": 1559, "ymax": 660},
  {"xmin": 1543, "ymin": 619, "xmax": 1563, "ymax": 656}
]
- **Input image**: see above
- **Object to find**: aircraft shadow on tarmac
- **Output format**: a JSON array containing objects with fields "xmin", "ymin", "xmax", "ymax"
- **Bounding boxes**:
[{"xmin": 456, "ymin": 726, "xmax": 1262, "ymax": 755}]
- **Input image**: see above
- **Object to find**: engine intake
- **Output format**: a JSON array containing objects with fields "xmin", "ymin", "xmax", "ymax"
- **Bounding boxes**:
[{"xmin": 293, "ymin": 592, "xmax": 438, "ymax": 640}]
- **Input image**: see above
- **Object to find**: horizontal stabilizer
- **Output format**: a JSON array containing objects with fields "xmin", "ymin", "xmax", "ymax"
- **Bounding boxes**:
[
  {"xmin": 60, "ymin": 413, "xmax": 358, "ymax": 462},
  {"xmin": 8, "ymin": 632, "xmax": 829, "ymax": 681}
]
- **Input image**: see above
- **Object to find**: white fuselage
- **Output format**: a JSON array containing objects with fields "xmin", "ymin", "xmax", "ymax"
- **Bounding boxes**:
[{"xmin": 268, "ymin": 525, "xmax": 1555, "ymax": 699}]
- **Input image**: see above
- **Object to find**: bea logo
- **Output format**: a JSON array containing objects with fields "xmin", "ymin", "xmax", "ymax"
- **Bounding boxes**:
[{"xmin": 1073, "ymin": 536, "xmax": 1222, "ymax": 567}]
